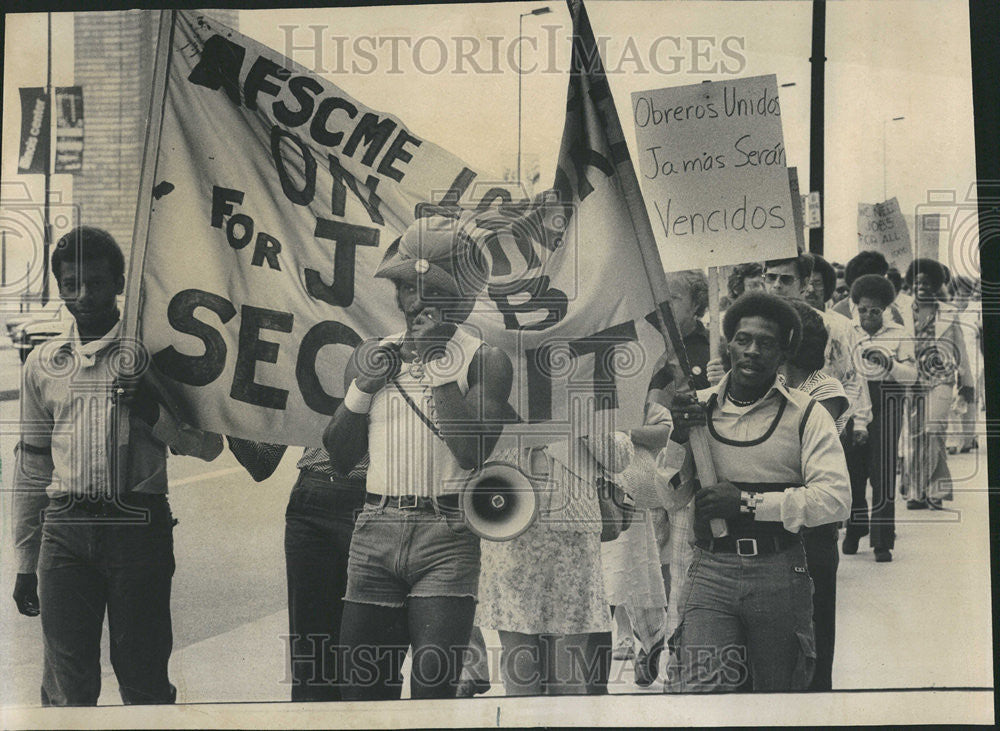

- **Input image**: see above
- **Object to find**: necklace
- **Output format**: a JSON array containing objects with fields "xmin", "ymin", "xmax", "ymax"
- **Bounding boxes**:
[
  {"xmin": 726, "ymin": 384, "xmax": 763, "ymax": 408},
  {"xmin": 397, "ymin": 339, "xmax": 425, "ymax": 379},
  {"xmin": 407, "ymin": 358, "xmax": 425, "ymax": 379}
]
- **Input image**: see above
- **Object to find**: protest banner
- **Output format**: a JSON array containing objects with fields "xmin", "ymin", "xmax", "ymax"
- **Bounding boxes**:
[
  {"xmin": 630, "ymin": 74, "xmax": 799, "ymax": 271},
  {"xmin": 857, "ymin": 197, "xmax": 912, "ymax": 270},
  {"xmin": 129, "ymin": 10, "xmax": 668, "ymax": 447}
]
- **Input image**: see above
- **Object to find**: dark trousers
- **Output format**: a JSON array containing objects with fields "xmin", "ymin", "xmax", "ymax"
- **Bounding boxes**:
[
  {"xmin": 667, "ymin": 544, "xmax": 815, "ymax": 692},
  {"xmin": 869, "ymin": 388, "xmax": 902, "ymax": 550},
  {"xmin": 37, "ymin": 495, "xmax": 176, "ymax": 706},
  {"xmin": 846, "ymin": 384, "xmax": 902, "ymax": 550},
  {"xmin": 284, "ymin": 470, "xmax": 365, "ymax": 701},
  {"xmin": 844, "ymin": 418, "xmax": 871, "ymax": 540},
  {"xmin": 802, "ymin": 524, "xmax": 839, "ymax": 691}
]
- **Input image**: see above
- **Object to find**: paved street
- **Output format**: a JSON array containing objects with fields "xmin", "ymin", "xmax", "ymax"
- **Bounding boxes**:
[{"xmin": 0, "ymin": 396, "xmax": 992, "ymax": 707}]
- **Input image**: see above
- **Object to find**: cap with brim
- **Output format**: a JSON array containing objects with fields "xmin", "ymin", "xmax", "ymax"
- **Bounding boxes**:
[{"xmin": 374, "ymin": 214, "xmax": 489, "ymax": 297}]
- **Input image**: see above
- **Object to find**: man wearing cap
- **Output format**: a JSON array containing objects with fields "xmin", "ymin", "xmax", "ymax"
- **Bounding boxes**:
[
  {"xmin": 660, "ymin": 292, "xmax": 851, "ymax": 692},
  {"xmin": 323, "ymin": 214, "xmax": 513, "ymax": 700}
]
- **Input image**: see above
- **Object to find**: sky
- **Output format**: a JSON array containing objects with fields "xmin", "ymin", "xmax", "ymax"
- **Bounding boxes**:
[
  {"xmin": 236, "ymin": 0, "xmax": 980, "ymax": 273},
  {"xmin": 1, "ymin": 1, "xmax": 981, "ymax": 279}
]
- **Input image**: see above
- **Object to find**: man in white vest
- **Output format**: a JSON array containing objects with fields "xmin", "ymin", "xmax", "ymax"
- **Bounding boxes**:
[
  {"xmin": 323, "ymin": 214, "xmax": 513, "ymax": 700},
  {"xmin": 662, "ymin": 292, "xmax": 851, "ymax": 692}
]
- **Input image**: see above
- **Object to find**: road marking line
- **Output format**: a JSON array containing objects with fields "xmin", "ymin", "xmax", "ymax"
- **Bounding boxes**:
[{"xmin": 171, "ymin": 467, "xmax": 244, "ymax": 487}]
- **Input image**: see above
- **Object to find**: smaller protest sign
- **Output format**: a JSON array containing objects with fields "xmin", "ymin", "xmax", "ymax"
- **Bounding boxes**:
[{"xmin": 857, "ymin": 197, "xmax": 912, "ymax": 271}]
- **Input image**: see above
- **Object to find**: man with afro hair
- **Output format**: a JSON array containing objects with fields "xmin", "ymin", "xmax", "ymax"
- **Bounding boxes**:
[
  {"xmin": 843, "ymin": 274, "xmax": 919, "ymax": 562},
  {"xmin": 831, "ymin": 251, "xmax": 910, "ymax": 331},
  {"xmin": 660, "ymin": 292, "xmax": 850, "ymax": 692}
]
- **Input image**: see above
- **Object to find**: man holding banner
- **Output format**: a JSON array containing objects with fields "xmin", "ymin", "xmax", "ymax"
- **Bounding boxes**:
[
  {"xmin": 12, "ymin": 227, "xmax": 223, "ymax": 707},
  {"xmin": 323, "ymin": 214, "xmax": 513, "ymax": 700},
  {"xmin": 661, "ymin": 292, "xmax": 851, "ymax": 692}
]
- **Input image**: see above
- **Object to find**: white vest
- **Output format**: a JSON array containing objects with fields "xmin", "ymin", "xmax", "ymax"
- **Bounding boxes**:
[{"xmin": 366, "ymin": 326, "xmax": 485, "ymax": 497}]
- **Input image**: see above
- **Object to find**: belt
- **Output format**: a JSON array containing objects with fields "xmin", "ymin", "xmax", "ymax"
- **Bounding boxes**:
[
  {"xmin": 50, "ymin": 492, "xmax": 166, "ymax": 517},
  {"xmin": 299, "ymin": 469, "xmax": 366, "ymax": 489},
  {"xmin": 695, "ymin": 534, "xmax": 801, "ymax": 557},
  {"xmin": 365, "ymin": 493, "xmax": 461, "ymax": 512}
]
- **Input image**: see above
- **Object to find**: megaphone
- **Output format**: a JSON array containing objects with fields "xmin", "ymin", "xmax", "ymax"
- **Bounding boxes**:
[{"xmin": 461, "ymin": 461, "xmax": 538, "ymax": 541}]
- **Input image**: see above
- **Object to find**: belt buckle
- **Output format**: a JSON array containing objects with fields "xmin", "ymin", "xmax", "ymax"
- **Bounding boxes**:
[
  {"xmin": 397, "ymin": 495, "xmax": 419, "ymax": 510},
  {"xmin": 736, "ymin": 538, "xmax": 758, "ymax": 557}
]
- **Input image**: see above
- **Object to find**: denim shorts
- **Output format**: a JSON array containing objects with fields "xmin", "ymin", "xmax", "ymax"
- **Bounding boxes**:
[{"xmin": 344, "ymin": 501, "xmax": 481, "ymax": 608}]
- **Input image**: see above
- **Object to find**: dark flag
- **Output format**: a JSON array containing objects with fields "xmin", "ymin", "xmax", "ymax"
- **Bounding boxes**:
[{"xmin": 18, "ymin": 88, "xmax": 50, "ymax": 174}]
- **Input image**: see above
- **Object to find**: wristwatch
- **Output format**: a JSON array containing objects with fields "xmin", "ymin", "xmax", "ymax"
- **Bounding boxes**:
[{"xmin": 739, "ymin": 490, "xmax": 763, "ymax": 516}]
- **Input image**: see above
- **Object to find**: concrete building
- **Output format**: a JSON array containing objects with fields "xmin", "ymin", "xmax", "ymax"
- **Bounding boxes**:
[{"xmin": 72, "ymin": 9, "xmax": 239, "ymax": 258}]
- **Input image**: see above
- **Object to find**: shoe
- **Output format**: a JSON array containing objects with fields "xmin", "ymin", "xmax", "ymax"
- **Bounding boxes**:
[
  {"xmin": 842, "ymin": 534, "xmax": 860, "ymax": 555},
  {"xmin": 925, "ymin": 497, "xmax": 943, "ymax": 510},
  {"xmin": 455, "ymin": 678, "xmax": 491, "ymax": 698},
  {"xmin": 875, "ymin": 549, "xmax": 893, "ymax": 562},
  {"xmin": 946, "ymin": 446, "xmax": 958, "ymax": 455},
  {"xmin": 634, "ymin": 639, "xmax": 664, "ymax": 688},
  {"xmin": 613, "ymin": 636, "xmax": 635, "ymax": 661},
  {"xmin": 906, "ymin": 499, "xmax": 927, "ymax": 510}
]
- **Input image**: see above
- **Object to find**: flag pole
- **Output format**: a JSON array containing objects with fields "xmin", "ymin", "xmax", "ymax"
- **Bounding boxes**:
[
  {"xmin": 113, "ymin": 9, "xmax": 175, "ymax": 499},
  {"xmin": 566, "ymin": 0, "xmax": 726, "ymax": 536},
  {"xmin": 122, "ymin": 9, "xmax": 174, "ymax": 342}
]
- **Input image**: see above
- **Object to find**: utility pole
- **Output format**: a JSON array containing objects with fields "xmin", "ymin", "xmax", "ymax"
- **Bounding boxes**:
[
  {"xmin": 42, "ymin": 12, "xmax": 53, "ymax": 305},
  {"xmin": 808, "ymin": 0, "xmax": 826, "ymax": 256}
]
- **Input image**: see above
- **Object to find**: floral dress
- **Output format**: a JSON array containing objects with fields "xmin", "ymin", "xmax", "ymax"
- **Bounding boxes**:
[{"xmin": 475, "ymin": 444, "xmax": 611, "ymax": 635}]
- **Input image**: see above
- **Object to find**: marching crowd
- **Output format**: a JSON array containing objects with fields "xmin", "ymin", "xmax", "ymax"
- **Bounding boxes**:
[{"xmin": 11, "ymin": 219, "xmax": 983, "ymax": 704}]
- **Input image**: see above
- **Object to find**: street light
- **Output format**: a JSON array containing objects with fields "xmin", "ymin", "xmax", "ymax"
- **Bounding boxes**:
[
  {"xmin": 517, "ymin": 6, "xmax": 551, "ymax": 184},
  {"xmin": 882, "ymin": 115, "xmax": 905, "ymax": 200}
]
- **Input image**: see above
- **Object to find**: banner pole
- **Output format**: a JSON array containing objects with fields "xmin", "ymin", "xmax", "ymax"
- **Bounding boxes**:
[
  {"xmin": 568, "ymin": 0, "xmax": 725, "ymax": 536},
  {"xmin": 708, "ymin": 267, "xmax": 721, "ymax": 362},
  {"xmin": 113, "ymin": 9, "xmax": 175, "ymax": 497}
]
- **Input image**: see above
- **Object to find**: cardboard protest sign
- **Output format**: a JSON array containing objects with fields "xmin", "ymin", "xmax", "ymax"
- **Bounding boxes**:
[
  {"xmin": 135, "ymin": 10, "xmax": 666, "ymax": 447},
  {"xmin": 630, "ymin": 74, "xmax": 798, "ymax": 271},
  {"xmin": 857, "ymin": 197, "xmax": 912, "ymax": 270}
]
